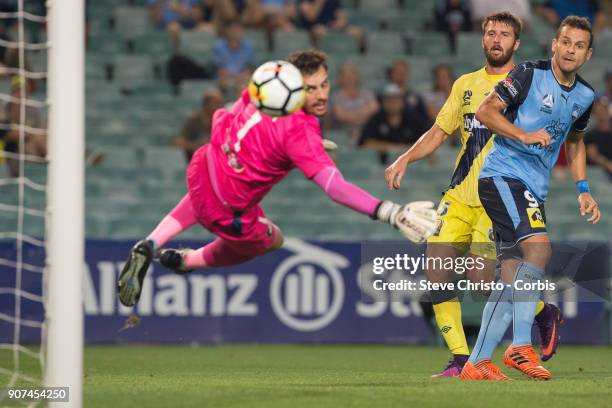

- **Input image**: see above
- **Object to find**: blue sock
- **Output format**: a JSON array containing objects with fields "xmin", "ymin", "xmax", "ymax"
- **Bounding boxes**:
[
  {"xmin": 469, "ymin": 283, "xmax": 513, "ymax": 364},
  {"xmin": 512, "ymin": 262, "xmax": 545, "ymax": 346}
]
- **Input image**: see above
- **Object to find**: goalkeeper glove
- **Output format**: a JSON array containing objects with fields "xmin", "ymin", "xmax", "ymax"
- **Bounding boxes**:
[{"xmin": 376, "ymin": 200, "xmax": 438, "ymax": 243}]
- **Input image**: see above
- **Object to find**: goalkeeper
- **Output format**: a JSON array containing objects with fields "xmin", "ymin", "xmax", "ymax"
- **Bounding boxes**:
[
  {"xmin": 385, "ymin": 12, "xmax": 562, "ymax": 378},
  {"xmin": 118, "ymin": 49, "xmax": 437, "ymax": 307}
]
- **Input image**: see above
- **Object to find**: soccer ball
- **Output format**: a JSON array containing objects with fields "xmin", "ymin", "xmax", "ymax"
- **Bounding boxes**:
[{"xmin": 248, "ymin": 60, "xmax": 305, "ymax": 117}]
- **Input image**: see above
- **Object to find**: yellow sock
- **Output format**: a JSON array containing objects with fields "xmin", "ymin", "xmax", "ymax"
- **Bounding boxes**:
[
  {"xmin": 433, "ymin": 298, "xmax": 469, "ymax": 355},
  {"xmin": 535, "ymin": 300, "xmax": 545, "ymax": 316}
]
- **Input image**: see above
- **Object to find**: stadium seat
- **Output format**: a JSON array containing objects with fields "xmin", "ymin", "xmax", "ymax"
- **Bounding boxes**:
[
  {"xmin": 271, "ymin": 31, "xmax": 310, "ymax": 60},
  {"xmin": 320, "ymin": 31, "xmax": 360, "ymax": 55},
  {"xmin": 179, "ymin": 31, "xmax": 216, "ymax": 64},
  {"xmin": 114, "ymin": 6, "xmax": 150, "ymax": 40},
  {"xmin": 113, "ymin": 54, "xmax": 155, "ymax": 91},
  {"xmin": 367, "ymin": 31, "xmax": 405, "ymax": 56},
  {"xmin": 406, "ymin": 32, "xmax": 450, "ymax": 57}
]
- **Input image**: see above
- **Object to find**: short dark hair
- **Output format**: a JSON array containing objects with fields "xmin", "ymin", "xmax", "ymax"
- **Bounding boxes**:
[
  {"xmin": 287, "ymin": 49, "xmax": 328, "ymax": 76},
  {"xmin": 481, "ymin": 11, "xmax": 523, "ymax": 40},
  {"xmin": 556, "ymin": 15, "xmax": 593, "ymax": 48}
]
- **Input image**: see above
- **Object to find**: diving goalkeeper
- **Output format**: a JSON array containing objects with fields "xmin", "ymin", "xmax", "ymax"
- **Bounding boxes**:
[{"xmin": 118, "ymin": 50, "xmax": 437, "ymax": 307}]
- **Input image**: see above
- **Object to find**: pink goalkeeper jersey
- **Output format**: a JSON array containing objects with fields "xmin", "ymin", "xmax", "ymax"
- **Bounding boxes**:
[{"xmin": 202, "ymin": 90, "xmax": 335, "ymax": 210}]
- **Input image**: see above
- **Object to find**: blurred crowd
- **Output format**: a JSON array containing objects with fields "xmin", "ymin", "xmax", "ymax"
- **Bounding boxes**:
[
  {"xmin": 162, "ymin": 0, "xmax": 611, "ymax": 173},
  {"xmin": 0, "ymin": 0, "xmax": 610, "ymax": 180}
]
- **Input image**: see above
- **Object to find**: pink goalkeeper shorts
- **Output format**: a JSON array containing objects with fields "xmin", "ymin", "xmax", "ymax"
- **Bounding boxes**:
[{"xmin": 186, "ymin": 145, "xmax": 277, "ymax": 254}]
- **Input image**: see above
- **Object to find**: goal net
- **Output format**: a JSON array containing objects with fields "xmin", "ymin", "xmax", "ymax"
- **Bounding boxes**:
[{"xmin": 0, "ymin": 0, "xmax": 84, "ymax": 406}]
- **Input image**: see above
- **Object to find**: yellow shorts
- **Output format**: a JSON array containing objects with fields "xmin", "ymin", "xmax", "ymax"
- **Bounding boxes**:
[{"xmin": 427, "ymin": 193, "xmax": 496, "ymax": 260}]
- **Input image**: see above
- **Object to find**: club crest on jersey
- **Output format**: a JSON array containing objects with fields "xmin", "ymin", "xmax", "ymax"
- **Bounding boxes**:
[
  {"xmin": 462, "ymin": 90, "xmax": 472, "ymax": 106},
  {"xmin": 540, "ymin": 94, "xmax": 554, "ymax": 114},
  {"xmin": 571, "ymin": 103, "xmax": 583, "ymax": 120}
]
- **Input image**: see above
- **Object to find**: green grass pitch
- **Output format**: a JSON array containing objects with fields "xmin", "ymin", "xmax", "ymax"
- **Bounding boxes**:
[
  {"xmin": 82, "ymin": 345, "xmax": 610, "ymax": 408},
  {"xmin": 2, "ymin": 345, "xmax": 611, "ymax": 407}
]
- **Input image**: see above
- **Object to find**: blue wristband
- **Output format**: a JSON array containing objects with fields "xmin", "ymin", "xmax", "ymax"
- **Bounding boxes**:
[{"xmin": 576, "ymin": 180, "xmax": 590, "ymax": 194}]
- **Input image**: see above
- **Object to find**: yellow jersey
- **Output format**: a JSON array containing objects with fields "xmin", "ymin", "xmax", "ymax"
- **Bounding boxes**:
[{"xmin": 435, "ymin": 67, "xmax": 508, "ymax": 207}]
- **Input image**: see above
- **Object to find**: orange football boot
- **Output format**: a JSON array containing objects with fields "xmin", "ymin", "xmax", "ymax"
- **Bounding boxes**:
[
  {"xmin": 459, "ymin": 360, "xmax": 510, "ymax": 381},
  {"xmin": 503, "ymin": 344, "xmax": 551, "ymax": 380}
]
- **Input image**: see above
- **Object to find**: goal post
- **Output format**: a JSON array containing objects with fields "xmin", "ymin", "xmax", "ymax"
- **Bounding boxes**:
[{"xmin": 45, "ymin": 0, "xmax": 84, "ymax": 406}]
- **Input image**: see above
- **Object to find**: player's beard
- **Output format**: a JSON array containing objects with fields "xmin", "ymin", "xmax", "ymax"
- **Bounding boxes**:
[{"xmin": 484, "ymin": 45, "xmax": 514, "ymax": 68}]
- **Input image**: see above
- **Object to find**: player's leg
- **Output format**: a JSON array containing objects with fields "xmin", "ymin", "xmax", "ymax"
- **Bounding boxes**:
[
  {"xmin": 471, "ymin": 206, "xmax": 562, "ymax": 361},
  {"xmin": 118, "ymin": 193, "xmax": 198, "ymax": 306},
  {"xmin": 160, "ymin": 205, "xmax": 283, "ymax": 272},
  {"xmin": 426, "ymin": 196, "xmax": 472, "ymax": 377},
  {"xmin": 461, "ymin": 177, "xmax": 522, "ymax": 379},
  {"xmin": 486, "ymin": 177, "xmax": 551, "ymax": 379},
  {"xmin": 160, "ymin": 225, "xmax": 283, "ymax": 271}
]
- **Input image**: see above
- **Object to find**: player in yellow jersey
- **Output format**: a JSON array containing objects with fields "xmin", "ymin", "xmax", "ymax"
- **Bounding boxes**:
[{"xmin": 385, "ymin": 12, "xmax": 563, "ymax": 378}]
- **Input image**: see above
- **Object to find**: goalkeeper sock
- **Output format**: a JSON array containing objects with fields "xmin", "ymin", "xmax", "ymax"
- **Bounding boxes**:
[
  {"xmin": 433, "ymin": 298, "xmax": 469, "ymax": 356},
  {"xmin": 512, "ymin": 262, "xmax": 545, "ymax": 346},
  {"xmin": 147, "ymin": 194, "xmax": 197, "ymax": 248},
  {"xmin": 469, "ymin": 283, "xmax": 513, "ymax": 364}
]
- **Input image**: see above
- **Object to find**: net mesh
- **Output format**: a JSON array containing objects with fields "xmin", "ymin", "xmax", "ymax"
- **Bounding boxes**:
[{"xmin": 0, "ymin": 0, "xmax": 48, "ymax": 404}]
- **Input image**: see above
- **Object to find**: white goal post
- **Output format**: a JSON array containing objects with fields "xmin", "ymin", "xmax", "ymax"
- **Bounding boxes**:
[{"xmin": 45, "ymin": 0, "xmax": 84, "ymax": 406}]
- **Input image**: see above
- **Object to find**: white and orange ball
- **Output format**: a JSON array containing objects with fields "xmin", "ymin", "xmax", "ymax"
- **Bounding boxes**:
[{"xmin": 248, "ymin": 60, "xmax": 305, "ymax": 117}]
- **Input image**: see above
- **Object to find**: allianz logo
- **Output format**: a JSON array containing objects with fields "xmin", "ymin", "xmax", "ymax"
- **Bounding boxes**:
[
  {"xmin": 84, "ymin": 262, "xmax": 258, "ymax": 317},
  {"xmin": 82, "ymin": 238, "xmax": 427, "ymax": 331}
]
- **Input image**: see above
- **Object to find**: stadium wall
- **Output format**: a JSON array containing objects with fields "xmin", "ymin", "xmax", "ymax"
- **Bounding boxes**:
[{"xmin": 0, "ymin": 238, "xmax": 609, "ymax": 344}]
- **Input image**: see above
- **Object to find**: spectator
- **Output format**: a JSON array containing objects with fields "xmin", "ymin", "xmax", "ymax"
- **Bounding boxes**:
[
  {"xmin": 297, "ymin": 0, "xmax": 366, "ymax": 53},
  {"xmin": 423, "ymin": 63, "xmax": 454, "ymax": 123},
  {"xmin": 358, "ymin": 84, "xmax": 421, "ymax": 164},
  {"xmin": 469, "ymin": 0, "xmax": 531, "ymax": 29},
  {"xmin": 175, "ymin": 88, "xmax": 224, "ymax": 162},
  {"xmin": 210, "ymin": 0, "xmax": 265, "ymax": 33},
  {"xmin": 386, "ymin": 59, "xmax": 431, "ymax": 138},
  {"xmin": 535, "ymin": 0, "xmax": 607, "ymax": 34},
  {"xmin": 434, "ymin": 0, "xmax": 472, "ymax": 53},
  {"xmin": 585, "ymin": 95, "xmax": 612, "ymax": 180},
  {"xmin": 213, "ymin": 19, "xmax": 255, "ymax": 94},
  {"xmin": 262, "ymin": 0, "xmax": 296, "ymax": 40},
  {"xmin": 331, "ymin": 63, "xmax": 379, "ymax": 142},
  {"xmin": 148, "ymin": 0, "xmax": 202, "ymax": 50},
  {"xmin": 3, "ymin": 75, "xmax": 46, "ymax": 176}
]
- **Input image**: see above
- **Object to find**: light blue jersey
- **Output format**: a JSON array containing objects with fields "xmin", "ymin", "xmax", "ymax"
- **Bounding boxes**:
[{"xmin": 480, "ymin": 59, "xmax": 594, "ymax": 202}]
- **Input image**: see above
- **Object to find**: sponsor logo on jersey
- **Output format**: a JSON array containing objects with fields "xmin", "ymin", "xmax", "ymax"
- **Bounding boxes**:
[
  {"xmin": 463, "ymin": 113, "xmax": 488, "ymax": 132},
  {"xmin": 540, "ymin": 94, "xmax": 554, "ymax": 114},
  {"xmin": 501, "ymin": 77, "xmax": 518, "ymax": 97},
  {"xmin": 527, "ymin": 207, "xmax": 546, "ymax": 228}
]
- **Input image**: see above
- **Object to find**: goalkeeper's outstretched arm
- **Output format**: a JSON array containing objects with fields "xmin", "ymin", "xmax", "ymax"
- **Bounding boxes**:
[
  {"xmin": 311, "ymin": 166, "xmax": 437, "ymax": 243},
  {"xmin": 384, "ymin": 124, "xmax": 449, "ymax": 190}
]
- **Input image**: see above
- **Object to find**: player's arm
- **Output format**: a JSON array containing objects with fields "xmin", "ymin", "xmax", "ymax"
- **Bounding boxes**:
[
  {"xmin": 384, "ymin": 124, "xmax": 448, "ymax": 190},
  {"xmin": 565, "ymin": 105, "xmax": 600, "ymax": 224},
  {"xmin": 312, "ymin": 166, "xmax": 437, "ymax": 243},
  {"xmin": 384, "ymin": 77, "xmax": 466, "ymax": 190},
  {"xmin": 475, "ymin": 91, "xmax": 551, "ymax": 146}
]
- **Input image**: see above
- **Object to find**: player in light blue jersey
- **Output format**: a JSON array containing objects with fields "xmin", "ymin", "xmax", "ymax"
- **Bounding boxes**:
[{"xmin": 459, "ymin": 16, "xmax": 601, "ymax": 381}]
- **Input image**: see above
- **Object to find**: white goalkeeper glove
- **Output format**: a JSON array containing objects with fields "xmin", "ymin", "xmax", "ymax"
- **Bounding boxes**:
[
  {"xmin": 322, "ymin": 139, "xmax": 338, "ymax": 152},
  {"xmin": 376, "ymin": 200, "xmax": 438, "ymax": 243}
]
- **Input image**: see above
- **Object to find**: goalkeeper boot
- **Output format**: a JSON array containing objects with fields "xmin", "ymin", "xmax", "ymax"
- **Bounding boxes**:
[
  {"xmin": 159, "ymin": 248, "xmax": 194, "ymax": 274},
  {"xmin": 459, "ymin": 360, "xmax": 509, "ymax": 381},
  {"xmin": 431, "ymin": 355, "xmax": 467, "ymax": 378},
  {"xmin": 534, "ymin": 303, "xmax": 564, "ymax": 361},
  {"xmin": 503, "ymin": 344, "xmax": 551, "ymax": 380},
  {"xmin": 118, "ymin": 239, "xmax": 154, "ymax": 307}
]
